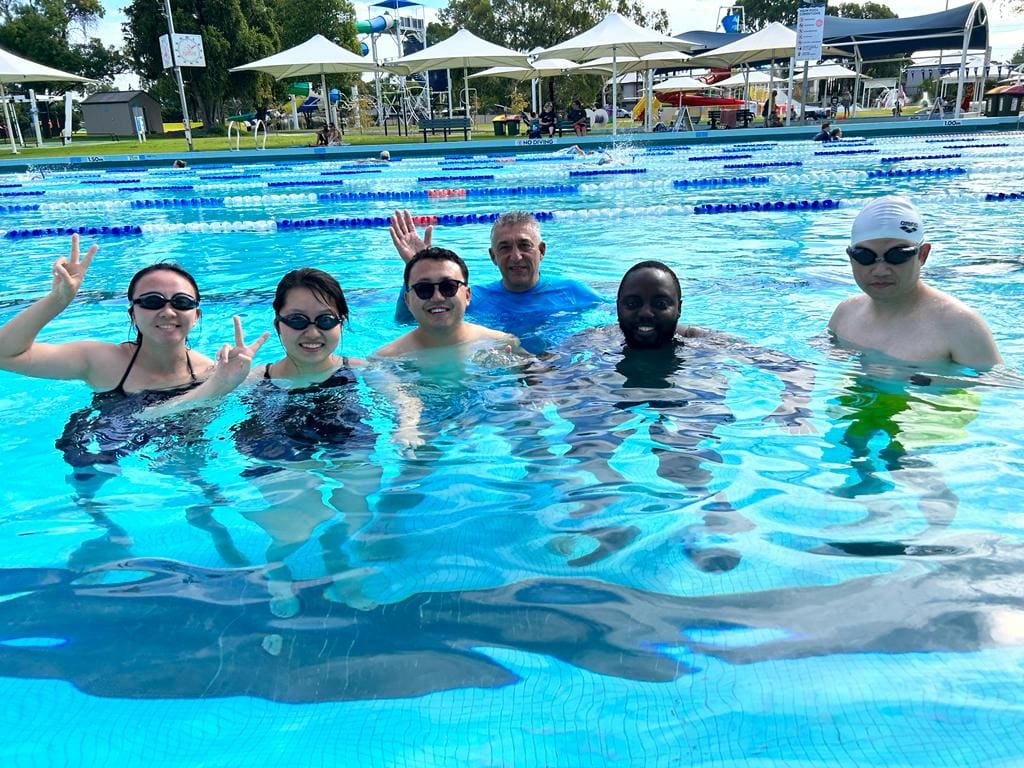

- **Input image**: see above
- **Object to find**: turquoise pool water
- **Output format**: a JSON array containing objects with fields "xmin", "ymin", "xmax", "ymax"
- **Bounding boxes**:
[{"xmin": 2, "ymin": 132, "xmax": 1024, "ymax": 767}]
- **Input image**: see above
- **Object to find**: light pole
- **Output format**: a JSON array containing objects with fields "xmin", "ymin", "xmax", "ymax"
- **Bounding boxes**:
[{"xmin": 162, "ymin": 0, "xmax": 194, "ymax": 151}]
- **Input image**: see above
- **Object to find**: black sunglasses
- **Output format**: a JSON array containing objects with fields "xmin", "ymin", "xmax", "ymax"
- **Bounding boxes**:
[
  {"xmin": 276, "ymin": 313, "xmax": 343, "ymax": 331},
  {"xmin": 846, "ymin": 245, "xmax": 919, "ymax": 266},
  {"xmin": 408, "ymin": 279, "xmax": 467, "ymax": 301},
  {"xmin": 132, "ymin": 292, "xmax": 199, "ymax": 311}
]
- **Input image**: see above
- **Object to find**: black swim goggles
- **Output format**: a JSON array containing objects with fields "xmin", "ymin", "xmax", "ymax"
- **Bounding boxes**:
[
  {"xmin": 276, "ymin": 313, "xmax": 343, "ymax": 331},
  {"xmin": 132, "ymin": 292, "xmax": 199, "ymax": 311},
  {"xmin": 846, "ymin": 244, "xmax": 919, "ymax": 266},
  {"xmin": 407, "ymin": 278, "xmax": 467, "ymax": 300}
]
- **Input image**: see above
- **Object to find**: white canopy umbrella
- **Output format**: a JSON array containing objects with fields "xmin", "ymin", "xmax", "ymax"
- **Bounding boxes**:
[
  {"xmin": 0, "ymin": 45, "xmax": 93, "ymax": 154},
  {"xmin": 653, "ymin": 76, "xmax": 716, "ymax": 92},
  {"xmin": 806, "ymin": 64, "xmax": 858, "ymax": 80},
  {"xmin": 683, "ymin": 23, "xmax": 850, "ymax": 125},
  {"xmin": 387, "ymin": 28, "xmax": 530, "ymax": 123},
  {"xmin": 535, "ymin": 12, "xmax": 692, "ymax": 135},
  {"xmin": 468, "ymin": 59, "xmax": 595, "ymax": 82},
  {"xmin": 231, "ymin": 34, "xmax": 383, "ymax": 128},
  {"xmin": 715, "ymin": 70, "xmax": 774, "ymax": 88}
]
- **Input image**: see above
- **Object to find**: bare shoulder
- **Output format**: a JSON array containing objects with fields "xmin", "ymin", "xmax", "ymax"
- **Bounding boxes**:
[
  {"xmin": 827, "ymin": 295, "xmax": 867, "ymax": 328},
  {"xmin": 466, "ymin": 322, "xmax": 512, "ymax": 342},
  {"xmin": 373, "ymin": 334, "xmax": 412, "ymax": 358}
]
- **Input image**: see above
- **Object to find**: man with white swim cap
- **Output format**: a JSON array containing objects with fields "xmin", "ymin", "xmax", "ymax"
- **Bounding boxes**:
[{"xmin": 828, "ymin": 195, "xmax": 1001, "ymax": 369}]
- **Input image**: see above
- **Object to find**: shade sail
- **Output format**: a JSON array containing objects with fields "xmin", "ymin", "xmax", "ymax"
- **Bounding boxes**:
[{"xmin": 230, "ymin": 34, "xmax": 382, "ymax": 78}]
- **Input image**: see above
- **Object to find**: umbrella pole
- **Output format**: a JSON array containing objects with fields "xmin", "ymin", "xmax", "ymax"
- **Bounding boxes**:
[
  {"xmin": 463, "ymin": 67, "xmax": 471, "ymax": 137},
  {"xmin": 645, "ymin": 67, "xmax": 652, "ymax": 132},
  {"xmin": 446, "ymin": 69, "xmax": 453, "ymax": 118},
  {"xmin": 0, "ymin": 84, "xmax": 18, "ymax": 155},
  {"xmin": 321, "ymin": 73, "xmax": 331, "ymax": 129},
  {"xmin": 785, "ymin": 56, "xmax": 795, "ymax": 126},
  {"xmin": 611, "ymin": 49, "xmax": 618, "ymax": 137}
]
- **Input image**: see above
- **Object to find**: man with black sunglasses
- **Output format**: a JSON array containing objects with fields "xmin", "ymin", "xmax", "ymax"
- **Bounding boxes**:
[
  {"xmin": 375, "ymin": 247, "xmax": 517, "ymax": 358},
  {"xmin": 389, "ymin": 210, "xmax": 602, "ymax": 352},
  {"xmin": 828, "ymin": 196, "xmax": 1001, "ymax": 369}
]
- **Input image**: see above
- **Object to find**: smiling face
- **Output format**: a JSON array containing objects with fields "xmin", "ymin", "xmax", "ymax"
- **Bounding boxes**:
[
  {"xmin": 404, "ymin": 257, "xmax": 470, "ymax": 333},
  {"xmin": 489, "ymin": 222, "xmax": 545, "ymax": 292},
  {"xmin": 616, "ymin": 267, "xmax": 681, "ymax": 349},
  {"xmin": 275, "ymin": 286, "xmax": 342, "ymax": 371},
  {"xmin": 129, "ymin": 269, "xmax": 200, "ymax": 346},
  {"xmin": 850, "ymin": 237, "xmax": 929, "ymax": 302}
]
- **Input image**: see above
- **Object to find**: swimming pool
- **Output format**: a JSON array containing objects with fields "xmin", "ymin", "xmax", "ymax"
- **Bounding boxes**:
[{"xmin": 2, "ymin": 132, "xmax": 1024, "ymax": 767}]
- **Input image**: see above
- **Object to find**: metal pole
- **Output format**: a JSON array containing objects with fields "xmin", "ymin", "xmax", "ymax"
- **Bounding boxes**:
[
  {"xmin": 1, "ymin": 84, "xmax": 18, "ymax": 155},
  {"xmin": 611, "ymin": 48, "xmax": 619, "ymax": 137},
  {"xmin": 800, "ymin": 61, "xmax": 809, "ymax": 124},
  {"xmin": 161, "ymin": 0, "xmax": 193, "ymax": 151},
  {"xmin": 28, "ymin": 89, "xmax": 43, "ymax": 145}
]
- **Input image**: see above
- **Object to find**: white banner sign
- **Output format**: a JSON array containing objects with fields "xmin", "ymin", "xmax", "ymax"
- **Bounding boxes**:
[
  {"xmin": 795, "ymin": 1, "xmax": 827, "ymax": 64},
  {"xmin": 159, "ymin": 34, "xmax": 207, "ymax": 69}
]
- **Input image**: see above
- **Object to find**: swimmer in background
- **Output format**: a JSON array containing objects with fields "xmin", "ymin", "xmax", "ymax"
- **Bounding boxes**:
[{"xmin": 356, "ymin": 149, "xmax": 390, "ymax": 164}]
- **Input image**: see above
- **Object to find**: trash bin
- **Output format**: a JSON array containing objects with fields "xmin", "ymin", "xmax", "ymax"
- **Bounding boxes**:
[
  {"xmin": 492, "ymin": 116, "xmax": 506, "ymax": 136},
  {"xmin": 506, "ymin": 118, "xmax": 521, "ymax": 136}
]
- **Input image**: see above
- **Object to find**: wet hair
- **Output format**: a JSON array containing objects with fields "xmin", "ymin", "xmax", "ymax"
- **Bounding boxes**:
[
  {"xmin": 126, "ymin": 262, "xmax": 201, "ymax": 343},
  {"xmin": 490, "ymin": 211, "xmax": 541, "ymax": 243},
  {"xmin": 617, "ymin": 261, "xmax": 682, "ymax": 303},
  {"xmin": 403, "ymin": 247, "xmax": 469, "ymax": 287},
  {"xmin": 272, "ymin": 267, "xmax": 349, "ymax": 321},
  {"xmin": 379, "ymin": 150, "xmax": 390, "ymax": 160}
]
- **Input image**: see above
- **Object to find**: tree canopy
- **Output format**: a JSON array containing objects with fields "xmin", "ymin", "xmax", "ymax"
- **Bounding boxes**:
[
  {"xmin": 1012, "ymin": 42, "xmax": 1024, "ymax": 66},
  {"xmin": 0, "ymin": 0, "xmax": 125, "ymax": 88},
  {"xmin": 121, "ymin": 0, "xmax": 357, "ymax": 126},
  {"xmin": 736, "ymin": 0, "xmax": 896, "ymax": 29}
]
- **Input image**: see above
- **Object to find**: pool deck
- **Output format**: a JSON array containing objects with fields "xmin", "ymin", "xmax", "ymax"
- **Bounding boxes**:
[{"xmin": 0, "ymin": 114, "xmax": 1020, "ymax": 172}]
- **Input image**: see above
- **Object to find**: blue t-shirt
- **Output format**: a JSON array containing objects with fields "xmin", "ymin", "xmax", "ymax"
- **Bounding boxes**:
[{"xmin": 395, "ymin": 276, "xmax": 605, "ymax": 351}]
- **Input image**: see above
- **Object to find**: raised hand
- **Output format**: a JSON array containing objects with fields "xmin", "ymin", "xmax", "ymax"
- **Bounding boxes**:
[
  {"xmin": 389, "ymin": 209, "xmax": 432, "ymax": 263},
  {"xmin": 50, "ymin": 234, "xmax": 97, "ymax": 305},
  {"xmin": 208, "ymin": 316, "xmax": 270, "ymax": 394}
]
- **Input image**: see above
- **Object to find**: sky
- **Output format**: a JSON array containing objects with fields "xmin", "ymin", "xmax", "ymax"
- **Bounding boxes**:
[{"xmin": 94, "ymin": 0, "xmax": 1023, "ymax": 90}]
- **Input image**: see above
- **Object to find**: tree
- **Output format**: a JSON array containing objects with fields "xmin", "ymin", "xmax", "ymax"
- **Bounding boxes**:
[
  {"xmin": 735, "ymin": 0, "xmax": 796, "ymax": 29},
  {"xmin": 122, "ymin": 0, "xmax": 281, "ymax": 126},
  {"xmin": 1012, "ymin": 43, "xmax": 1024, "ymax": 65},
  {"xmin": 0, "ymin": 0, "xmax": 123, "ymax": 89},
  {"xmin": 832, "ymin": 2, "xmax": 896, "ymax": 19}
]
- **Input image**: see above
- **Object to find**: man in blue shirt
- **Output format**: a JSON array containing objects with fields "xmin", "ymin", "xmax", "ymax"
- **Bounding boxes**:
[{"xmin": 389, "ymin": 210, "xmax": 604, "ymax": 351}]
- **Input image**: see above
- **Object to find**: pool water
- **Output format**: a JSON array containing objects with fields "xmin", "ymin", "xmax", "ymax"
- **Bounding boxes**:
[{"xmin": 2, "ymin": 132, "xmax": 1024, "ymax": 767}]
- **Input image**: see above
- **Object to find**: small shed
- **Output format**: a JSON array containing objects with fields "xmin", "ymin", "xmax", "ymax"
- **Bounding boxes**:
[
  {"xmin": 984, "ymin": 84, "xmax": 1023, "ymax": 117},
  {"xmin": 80, "ymin": 91, "xmax": 163, "ymax": 136}
]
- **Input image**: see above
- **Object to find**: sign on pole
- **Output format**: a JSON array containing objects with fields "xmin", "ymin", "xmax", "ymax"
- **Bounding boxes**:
[
  {"xmin": 795, "ymin": 0, "xmax": 827, "ymax": 64},
  {"xmin": 159, "ymin": 34, "xmax": 207, "ymax": 69}
]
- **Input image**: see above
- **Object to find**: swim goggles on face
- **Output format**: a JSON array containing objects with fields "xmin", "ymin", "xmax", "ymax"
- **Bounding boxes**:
[
  {"xmin": 132, "ymin": 292, "xmax": 199, "ymax": 310},
  {"xmin": 845, "ymin": 245, "xmax": 919, "ymax": 266},
  {"xmin": 276, "ymin": 313, "xmax": 343, "ymax": 331},
  {"xmin": 407, "ymin": 279, "xmax": 467, "ymax": 300}
]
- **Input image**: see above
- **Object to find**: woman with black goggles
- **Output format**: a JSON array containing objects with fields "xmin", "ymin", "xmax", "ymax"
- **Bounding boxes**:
[{"xmin": 0, "ymin": 235, "xmax": 217, "ymax": 399}]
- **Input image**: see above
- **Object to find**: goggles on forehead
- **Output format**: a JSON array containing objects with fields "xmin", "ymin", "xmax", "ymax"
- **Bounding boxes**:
[
  {"xmin": 407, "ymin": 279, "xmax": 467, "ymax": 301},
  {"xmin": 276, "ymin": 313, "xmax": 343, "ymax": 331},
  {"xmin": 132, "ymin": 292, "xmax": 199, "ymax": 311},
  {"xmin": 846, "ymin": 244, "xmax": 919, "ymax": 266}
]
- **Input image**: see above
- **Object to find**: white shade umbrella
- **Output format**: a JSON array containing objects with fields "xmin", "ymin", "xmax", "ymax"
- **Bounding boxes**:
[
  {"xmin": 535, "ymin": 12, "xmax": 693, "ymax": 135},
  {"xmin": 715, "ymin": 70, "xmax": 774, "ymax": 88},
  {"xmin": 806, "ymin": 64, "xmax": 858, "ymax": 80},
  {"xmin": 231, "ymin": 35, "xmax": 382, "ymax": 129},
  {"xmin": 468, "ymin": 59, "xmax": 594, "ymax": 82},
  {"xmin": 682, "ymin": 23, "xmax": 850, "ymax": 69},
  {"xmin": 386, "ymin": 28, "xmax": 530, "ymax": 125},
  {"xmin": 0, "ymin": 45, "xmax": 94, "ymax": 154},
  {"xmin": 683, "ymin": 23, "xmax": 850, "ymax": 126},
  {"xmin": 653, "ymin": 76, "xmax": 716, "ymax": 92}
]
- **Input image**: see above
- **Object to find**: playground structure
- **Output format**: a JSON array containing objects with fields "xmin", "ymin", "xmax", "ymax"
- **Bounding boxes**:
[{"xmin": 357, "ymin": 0, "xmax": 436, "ymax": 127}]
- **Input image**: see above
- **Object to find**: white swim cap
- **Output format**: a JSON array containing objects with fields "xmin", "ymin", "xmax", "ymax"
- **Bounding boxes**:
[{"xmin": 850, "ymin": 195, "xmax": 924, "ymax": 246}]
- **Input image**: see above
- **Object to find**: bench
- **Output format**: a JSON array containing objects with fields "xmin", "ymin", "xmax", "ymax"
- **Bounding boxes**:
[
  {"xmin": 736, "ymin": 109, "xmax": 755, "ymax": 128},
  {"xmin": 556, "ymin": 119, "xmax": 590, "ymax": 137},
  {"xmin": 418, "ymin": 117, "xmax": 471, "ymax": 142},
  {"xmin": 708, "ymin": 110, "xmax": 722, "ymax": 129}
]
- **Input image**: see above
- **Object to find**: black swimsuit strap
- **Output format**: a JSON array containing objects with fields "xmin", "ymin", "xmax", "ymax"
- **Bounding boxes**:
[
  {"xmin": 186, "ymin": 350, "xmax": 197, "ymax": 382},
  {"xmin": 263, "ymin": 363, "xmax": 273, "ymax": 380},
  {"xmin": 113, "ymin": 342, "xmax": 143, "ymax": 394}
]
